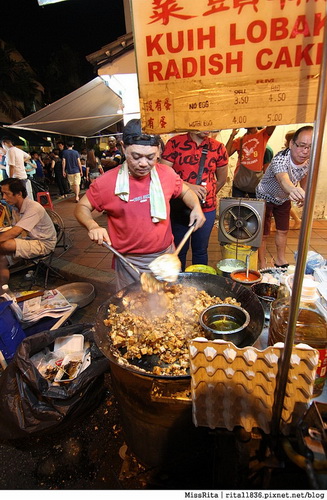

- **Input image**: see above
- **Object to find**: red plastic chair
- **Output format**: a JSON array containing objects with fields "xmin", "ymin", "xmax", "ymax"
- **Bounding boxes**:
[{"xmin": 36, "ymin": 191, "xmax": 54, "ymax": 210}]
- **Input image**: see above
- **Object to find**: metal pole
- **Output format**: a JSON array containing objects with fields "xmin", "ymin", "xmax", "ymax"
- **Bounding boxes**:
[{"xmin": 271, "ymin": 10, "xmax": 327, "ymax": 437}]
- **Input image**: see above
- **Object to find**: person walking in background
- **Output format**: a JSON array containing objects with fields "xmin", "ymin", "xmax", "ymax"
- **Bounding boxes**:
[
  {"xmin": 0, "ymin": 137, "xmax": 35, "ymax": 199},
  {"xmin": 62, "ymin": 140, "xmax": 83, "ymax": 203},
  {"xmin": 0, "ymin": 137, "xmax": 29, "ymax": 185},
  {"xmin": 256, "ymin": 125, "xmax": 313, "ymax": 270},
  {"xmin": 101, "ymin": 136, "xmax": 122, "ymax": 172},
  {"xmin": 51, "ymin": 149, "xmax": 70, "ymax": 198},
  {"xmin": 225, "ymin": 126, "xmax": 275, "ymax": 198},
  {"xmin": 80, "ymin": 147, "xmax": 87, "ymax": 163},
  {"xmin": 56, "ymin": 141, "xmax": 66, "ymax": 159},
  {"xmin": 24, "ymin": 156, "xmax": 36, "ymax": 182},
  {"xmin": 80, "ymin": 158, "xmax": 87, "ymax": 189},
  {"xmin": 0, "ymin": 146, "xmax": 7, "ymax": 181},
  {"xmin": 30, "ymin": 152, "xmax": 45, "ymax": 184},
  {"xmin": 161, "ymin": 130, "xmax": 228, "ymax": 270},
  {"xmin": 86, "ymin": 148, "xmax": 103, "ymax": 184}
]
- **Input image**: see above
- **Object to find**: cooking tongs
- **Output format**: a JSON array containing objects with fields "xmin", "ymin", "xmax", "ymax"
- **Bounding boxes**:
[{"xmin": 102, "ymin": 241, "xmax": 140, "ymax": 276}]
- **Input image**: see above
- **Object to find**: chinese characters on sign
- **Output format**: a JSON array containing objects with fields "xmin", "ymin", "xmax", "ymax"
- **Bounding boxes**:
[{"xmin": 131, "ymin": 0, "xmax": 325, "ymax": 133}]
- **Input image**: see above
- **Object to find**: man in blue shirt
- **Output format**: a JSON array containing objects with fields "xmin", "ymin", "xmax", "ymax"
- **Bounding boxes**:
[{"xmin": 62, "ymin": 141, "xmax": 82, "ymax": 202}]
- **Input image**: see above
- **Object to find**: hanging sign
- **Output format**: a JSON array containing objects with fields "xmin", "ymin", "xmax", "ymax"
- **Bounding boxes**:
[{"xmin": 130, "ymin": 0, "xmax": 325, "ymax": 133}]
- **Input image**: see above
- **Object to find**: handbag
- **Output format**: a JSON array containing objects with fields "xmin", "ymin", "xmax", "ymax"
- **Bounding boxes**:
[
  {"xmin": 233, "ymin": 164, "xmax": 263, "ymax": 192},
  {"xmin": 170, "ymin": 145, "xmax": 208, "ymax": 224},
  {"xmin": 233, "ymin": 138, "xmax": 263, "ymax": 192}
]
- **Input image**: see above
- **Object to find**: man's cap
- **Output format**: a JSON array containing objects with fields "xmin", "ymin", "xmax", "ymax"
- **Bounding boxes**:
[{"xmin": 123, "ymin": 119, "xmax": 160, "ymax": 146}]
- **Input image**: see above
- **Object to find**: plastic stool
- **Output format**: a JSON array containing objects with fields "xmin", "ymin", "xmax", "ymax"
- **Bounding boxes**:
[{"xmin": 36, "ymin": 191, "xmax": 54, "ymax": 210}]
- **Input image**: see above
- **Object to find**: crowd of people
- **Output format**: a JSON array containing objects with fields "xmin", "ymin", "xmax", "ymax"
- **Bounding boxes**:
[
  {"xmin": 0, "ymin": 121, "xmax": 313, "ymax": 290},
  {"xmin": 0, "ymin": 135, "xmax": 124, "ymax": 285},
  {"xmin": 0, "ymin": 135, "xmax": 125, "ymax": 203}
]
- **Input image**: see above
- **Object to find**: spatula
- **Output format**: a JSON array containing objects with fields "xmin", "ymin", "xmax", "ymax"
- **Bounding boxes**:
[{"xmin": 148, "ymin": 221, "xmax": 196, "ymax": 282}]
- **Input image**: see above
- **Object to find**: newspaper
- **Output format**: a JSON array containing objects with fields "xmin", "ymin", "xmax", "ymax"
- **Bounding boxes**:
[{"xmin": 22, "ymin": 289, "xmax": 72, "ymax": 322}]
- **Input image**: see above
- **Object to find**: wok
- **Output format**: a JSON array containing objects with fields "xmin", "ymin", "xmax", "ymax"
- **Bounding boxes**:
[{"xmin": 94, "ymin": 272, "xmax": 265, "ymax": 379}]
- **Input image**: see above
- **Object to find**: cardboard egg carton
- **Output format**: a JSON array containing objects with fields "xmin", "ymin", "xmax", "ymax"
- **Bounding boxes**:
[{"xmin": 189, "ymin": 338, "xmax": 319, "ymax": 434}]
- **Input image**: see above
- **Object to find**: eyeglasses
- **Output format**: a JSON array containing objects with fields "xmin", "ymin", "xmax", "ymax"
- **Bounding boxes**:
[{"xmin": 294, "ymin": 141, "xmax": 312, "ymax": 151}]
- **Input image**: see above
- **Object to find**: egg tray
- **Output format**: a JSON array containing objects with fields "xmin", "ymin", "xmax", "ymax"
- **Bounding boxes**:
[{"xmin": 189, "ymin": 338, "xmax": 319, "ymax": 435}]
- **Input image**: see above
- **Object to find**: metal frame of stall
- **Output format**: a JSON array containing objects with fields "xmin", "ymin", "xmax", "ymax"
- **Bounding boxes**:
[
  {"xmin": 271, "ymin": 6, "xmax": 327, "ymax": 435},
  {"xmin": 256, "ymin": 3, "xmax": 327, "ymax": 487}
]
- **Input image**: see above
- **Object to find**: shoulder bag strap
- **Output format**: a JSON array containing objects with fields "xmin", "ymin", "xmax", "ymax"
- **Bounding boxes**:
[
  {"xmin": 239, "ymin": 137, "xmax": 243, "ymax": 166},
  {"xmin": 196, "ymin": 144, "xmax": 209, "ymax": 185}
]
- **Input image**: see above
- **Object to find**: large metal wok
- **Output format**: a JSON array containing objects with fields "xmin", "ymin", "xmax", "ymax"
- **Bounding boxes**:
[
  {"xmin": 94, "ymin": 273, "xmax": 265, "ymax": 467},
  {"xmin": 94, "ymin": 272, "xmax": 265, "ymax": 379}
]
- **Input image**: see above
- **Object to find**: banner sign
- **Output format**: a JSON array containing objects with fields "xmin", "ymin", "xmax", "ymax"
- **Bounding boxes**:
[{"xmin": 130, "ymin": 0, "xmax": 326, "ymax": 133}]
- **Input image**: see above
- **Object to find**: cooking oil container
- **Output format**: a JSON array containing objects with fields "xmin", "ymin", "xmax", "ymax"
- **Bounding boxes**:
[
  {"xmin": 268, "ymin": 278, "xmax": 327, "ymax": 397},
  {"xmin": 221, "ymin": 243, "xmax": 258, "ymax": 271}
]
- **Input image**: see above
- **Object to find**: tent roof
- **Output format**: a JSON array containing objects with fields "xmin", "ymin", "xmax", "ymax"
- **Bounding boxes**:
[
  {"xmin": 1, "ymin": 125, "xmax": 52, "ymax": 146},
  {"xmin": 0, "ymin": 126, "xmax": 25, "ymax": 146},
  {"xmin": 8, "ymin": 77, "xmax": 123, "ymax": 138}
]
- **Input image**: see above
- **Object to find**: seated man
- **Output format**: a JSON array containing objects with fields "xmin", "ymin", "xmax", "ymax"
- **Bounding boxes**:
[{"xmin": 0, "ymin": 178, "xmax": 57, "ymax": 286}]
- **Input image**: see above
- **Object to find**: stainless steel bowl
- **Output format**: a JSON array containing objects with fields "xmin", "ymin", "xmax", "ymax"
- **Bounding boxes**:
[
  {"xmin": 199, "ymin": 303, "xmax": 250, "ymax": 345},
  {"xmin": 216, "ymin": 258, "xmax": 245, "ymax": 278},
  {"xmin": 251, "ymin": 282, "xmax": 279, "ymax": 320},
  {"xmin": 56, "ymin": 282, "xmax": 95, "ymax": 308}
]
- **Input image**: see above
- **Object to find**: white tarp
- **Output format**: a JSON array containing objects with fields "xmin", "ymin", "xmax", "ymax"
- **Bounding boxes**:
[{"xmin": 9, "ymin": 77, "xmax": 123, "ymax": 138}]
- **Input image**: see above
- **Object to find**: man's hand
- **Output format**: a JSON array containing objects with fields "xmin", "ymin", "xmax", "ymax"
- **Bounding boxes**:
[
  {"xmin": 88, "ymin": 226, "xmax": 111, "ymax": 246},
  {"xmin": 188, "ymin": 183, "xmax": 207, "ymax": 202},
  {"xmin": 178, "ymin": 183, "xmax": 206, "ymax": 230},
  {"xmin": 289, "ymin": 186, "xmax": 305, "ymax": 204},
  {"xmin": 189, "ymin": 206, "xmax": 206, "ymax": 230},
  {"xmin": 75, "ymin": 195, "xmax": 111, "ymax": 245}
]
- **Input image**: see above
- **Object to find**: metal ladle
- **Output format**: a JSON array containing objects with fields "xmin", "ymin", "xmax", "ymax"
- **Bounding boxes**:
[
  {"xmin": 245, "ymin": 254, "xmax": 250, "ymax": 279},
  {"xmin": 102, "ymin": 241, "xmax": 140, "ymax": 276},
  {"xmin": 102, "ymin": 242, "xmax": 164, "ymax": 292}
]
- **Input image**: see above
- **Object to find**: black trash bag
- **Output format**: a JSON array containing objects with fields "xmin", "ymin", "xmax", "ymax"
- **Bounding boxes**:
[{"xmin": 0, "ymin": 323, "xmax": 110, "ymax": 440}]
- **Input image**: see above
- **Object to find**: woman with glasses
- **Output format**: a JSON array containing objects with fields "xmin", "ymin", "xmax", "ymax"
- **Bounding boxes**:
[{"xmin": 256, "ymin": 125, "xmax": 313, "ymax": 270}]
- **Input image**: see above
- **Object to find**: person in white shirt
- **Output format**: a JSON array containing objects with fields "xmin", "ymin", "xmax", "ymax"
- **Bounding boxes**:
[{"xmin": 1, "ymin": 137, "xmax": 30, "ymax": 183}]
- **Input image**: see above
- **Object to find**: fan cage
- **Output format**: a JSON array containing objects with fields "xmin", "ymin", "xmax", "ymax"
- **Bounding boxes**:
[{"xmin": 219, "ymin": 202, "xmax": 261, "ymax": 244}]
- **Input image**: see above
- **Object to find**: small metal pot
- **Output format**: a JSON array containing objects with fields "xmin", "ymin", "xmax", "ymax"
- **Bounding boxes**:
[
  {"xmin": 199, "ymin": 303, "xmax": 250, "ymax": 346},
  {"xmin": 251, "ymin": 282, "xmax": 279, "ymax": 320},
  {"xmin": 216, "ymin": 258, "xmax": 245, "ymax": 278},
  {"xmin": 230, "ymin": 269, "xmax": 262, "ymax": 287}
]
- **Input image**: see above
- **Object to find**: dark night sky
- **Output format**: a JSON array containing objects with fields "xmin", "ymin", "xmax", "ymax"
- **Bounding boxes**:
[{"xmin": 1, "ymin": 0, "xmax": 126, "ymax": 82}]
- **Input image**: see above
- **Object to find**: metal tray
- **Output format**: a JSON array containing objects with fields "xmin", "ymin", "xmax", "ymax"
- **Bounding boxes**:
[{"xmin": 56, "ymin": 282, "xmax": 95, "ymax": 308}]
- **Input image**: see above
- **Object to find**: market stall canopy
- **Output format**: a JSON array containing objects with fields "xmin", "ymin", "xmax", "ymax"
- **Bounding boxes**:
[
  {"xmin": 8, "ymin": 77, "xmax": 123, "ymax": 138},
  {"xmin": 0, "ymin": 126, "xmax": 24, "ymax": 146},
  {"xmin": 1, "ymin": 125, "xmax": 51, "ymax": 147}
]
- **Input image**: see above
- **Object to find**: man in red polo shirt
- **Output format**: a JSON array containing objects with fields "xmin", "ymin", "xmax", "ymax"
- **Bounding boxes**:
[{"xmin": 161, "ymin": 131, "xmax": 228, "ymax": 270}]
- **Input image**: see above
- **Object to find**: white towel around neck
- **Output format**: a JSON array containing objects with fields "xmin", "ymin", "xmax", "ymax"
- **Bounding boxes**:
[{"xmin": 115, "ymin": 162, "xmax": 167, "ymax": 223}]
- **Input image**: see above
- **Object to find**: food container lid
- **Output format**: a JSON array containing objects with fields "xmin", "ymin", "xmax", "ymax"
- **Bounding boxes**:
[{"xmin": 54, "ymin": 334, "xmax": 84, "ymax": 353}]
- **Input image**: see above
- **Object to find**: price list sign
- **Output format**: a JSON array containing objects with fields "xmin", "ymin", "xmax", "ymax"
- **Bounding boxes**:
[{"xmin": 130, "ymin": 0, "xmax": 325, "ymax": 134}]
